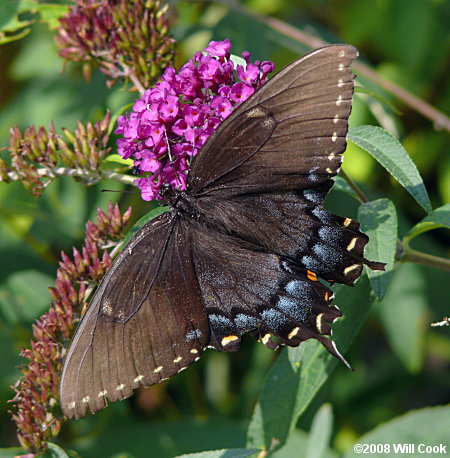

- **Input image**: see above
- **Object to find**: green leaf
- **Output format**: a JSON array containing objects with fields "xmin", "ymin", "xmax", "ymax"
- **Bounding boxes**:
[
  {"xmin": 44, "ymin": 443, "xmax": 70, "ymax": 458},
  {"xmin": 358, "ymin": 198, "xmax": 397, "ymax": 300},
  {"xmin": 0, "ymin": 447, "xmax": 27, "ymax": 458},
  {"xmin": 246, "ymin": 277, "xmax": 374, "ymax": 451},
  {"xmin": 71, "ymin": 416, "xmax": 247, "ymax": 457},
  {"xmin": 272, "ymin": 429, "xmax": 337, "ymax": 458},
  {"xmin": 404, "ymin": 203, "xmax": 450, "ymax": 243},
  {"xmin": 0, "ymin": 0, "xmax": 37, "ymax": 44},
  {"xmin": 177, "ymin": 449, "xmax": 258, "ymax": 458},
  {"xmin": 0, "ymin": 0, "xmax": 37, "ymax": 30},
  {"xmin": 103, "ymin": 153, "xmax": 134, "ymax": 167},
  {"xmin": 37, "ymin": 3, "xmax": 68, "ymax": 29},
  {"xmin": 306, "ymin": 404, "xmax": 333, "ymax": 458},
  {"xmin": 375, "ymin": 263, "xmax": 427, "ymax": 373},
  {"xmin": 121, "ymin": 205, "xmax": 170, "ymax": 247},
  {"xmin": 344, "ymin": 405, "xmax": 450, "ymax": 457},
  {"xmin": 348, "ymin": 126, "xmax": 432, "ymax": 213}
]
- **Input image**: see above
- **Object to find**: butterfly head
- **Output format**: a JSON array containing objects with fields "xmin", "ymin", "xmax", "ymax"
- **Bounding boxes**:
[{"xmin": 160, "ymin": 183, "xmax": 180, "ymax": 206}]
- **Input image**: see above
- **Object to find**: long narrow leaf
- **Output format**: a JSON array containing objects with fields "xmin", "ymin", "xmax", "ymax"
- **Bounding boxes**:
[
  {"xmin": 358, "ymin": 198, "xmax": 397, "ymax": 300},
  {"xmin": 349, "ymin": 126, "xmax": 432, "ymax": 213},
  {"xmin": 404, "ymin": 203, "xmax": 450, "ymax": 243},
  {"xmin": 306, "ymin": 404, "xmax": 333, "ymax": 458}
]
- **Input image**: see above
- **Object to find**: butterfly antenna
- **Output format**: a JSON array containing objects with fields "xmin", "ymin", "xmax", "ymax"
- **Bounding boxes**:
[{"xmin": 101, "ymin": 189, "xmax": 140, "ymax": 194}]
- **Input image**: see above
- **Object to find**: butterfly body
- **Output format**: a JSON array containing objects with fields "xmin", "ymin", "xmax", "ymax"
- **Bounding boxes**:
[{"xmin": 60, "ymin": 45, "xmax": 384, "ymax": 418}]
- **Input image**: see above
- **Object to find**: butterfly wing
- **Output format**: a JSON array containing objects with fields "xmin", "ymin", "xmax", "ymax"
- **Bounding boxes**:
[
  {"xmin": 60, "ymin": 212, "xmax": 209, "ymax": 418},
  {"xmin": 190, "ymin": 220, "xmax": 346, "ymax": 363},
  {"xmin": 185, "ymin": 44, "xmax": 383, "ymax": 357},
  {"xmin": 192, "ymin": 191, "xmax": 383, "ymax": 286},
  {"xmin": 187, "ymin": 44, "xmax": 382, "ymax": 285},
  {"xmin": 188, "ymin": 45, "xmax": 358, "ymax": 196}
]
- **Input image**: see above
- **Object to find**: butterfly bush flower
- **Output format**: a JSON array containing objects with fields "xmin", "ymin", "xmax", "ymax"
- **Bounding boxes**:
[{"xmin": 115, "ymin": 39, "xmax": 275, "ymax": 201}]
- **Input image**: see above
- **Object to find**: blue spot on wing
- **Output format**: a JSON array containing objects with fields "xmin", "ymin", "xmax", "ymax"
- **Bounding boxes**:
[
  {"xmin": 261, "ymin": 308, "xmax": 288, "ymax": 333},
  {"xmin": 234, "ymin": 313, "xmax": 259, "ymax": 331},
  {"xmin": 276, "ymin": 296, "xmax": 308, "ymax": 322}
]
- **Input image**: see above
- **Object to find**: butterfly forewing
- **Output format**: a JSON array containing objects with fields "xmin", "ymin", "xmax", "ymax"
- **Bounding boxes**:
[
  {"xmin": 60, "ymin": 213, "xmax": 209, "ymax": 418},
  {"xmin": 188, "ymin": 45, "xmax": 358, "ymax": 196}
]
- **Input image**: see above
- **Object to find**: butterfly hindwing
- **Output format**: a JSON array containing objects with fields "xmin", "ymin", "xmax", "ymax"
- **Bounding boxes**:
[
  {"xmin": 193, "ymin": 191, "xmax": 378, "ymax": 285},
  {"xmin": 60, "ymin": 212, "xmax": 209, "ymax": 418},
  {"xmin": 189, "ymin": 220, "xmax": 344, "ymax": 361}
]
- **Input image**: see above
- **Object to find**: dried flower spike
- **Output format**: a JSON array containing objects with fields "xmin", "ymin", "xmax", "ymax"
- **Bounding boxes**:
[
  {"xmin": 0, "ymin": 112, "xmax": 112, "ymax": 197},
  {"xmin": 9, "ymin": 203, "xmax": 132, "ymax": 454},
  {"xmin": 55, "ymin": 0, "xmax": 176, "ymax": 91}
]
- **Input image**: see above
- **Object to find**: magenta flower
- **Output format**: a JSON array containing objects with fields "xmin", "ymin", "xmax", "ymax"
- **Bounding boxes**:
[
  {"xmin": 115, "ymin": 39, "xmax": 275, "ymax": 201},
  {"xmin": 204, "ymin": 38, "xmax": 232, "ymax": 57}
]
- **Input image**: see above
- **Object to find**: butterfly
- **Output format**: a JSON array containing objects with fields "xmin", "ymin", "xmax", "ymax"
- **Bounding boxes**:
[{"xmin": 60, "ymin": 44, "xmax": 384, "ymax": 418}]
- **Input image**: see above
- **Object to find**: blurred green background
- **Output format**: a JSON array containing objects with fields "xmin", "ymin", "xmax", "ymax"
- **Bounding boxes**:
[{"xmin": 0, "ymin": 0, "xmax": 449, "ymax": 456}]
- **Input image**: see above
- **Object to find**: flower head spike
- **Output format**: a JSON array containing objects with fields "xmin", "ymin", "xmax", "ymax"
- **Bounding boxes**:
[
  {"xmin": 115, "ymin": 39, "xmax": 275, "ymax": 201},
  {"xmin": 9, "ymin": 204, "xmax": 132, "ymax": 454},
  {"xmin": 0, "ymin": 113, "xmax": 112, "ymax": 197},
  {"xmin": 55, "ymin": 0, "xmax": 176, "ymax": 91}
]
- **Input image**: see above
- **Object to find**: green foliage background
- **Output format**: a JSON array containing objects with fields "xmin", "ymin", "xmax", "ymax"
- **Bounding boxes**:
[{"xmin": 0, "ymin": 0, "xmax": 449, "ymax": 456}]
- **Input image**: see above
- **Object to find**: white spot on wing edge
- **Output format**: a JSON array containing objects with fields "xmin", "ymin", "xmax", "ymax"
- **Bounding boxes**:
[
  {"xmin": 173, "ymin": 356, "xmax": 183, "ymax": 363},
  {"xmin": 347, "ymin": 238, "xmax": 358, "ymax": 251},
  {"xmin": 288, "ymin": 327, "xmax": 300, "ymax": 339},
  {"xmin": 316, "ymin": 314, "xmax": 325, "ymax": 333},
  {"xmin": 344, "ymin": 264, "xmax": 361, "ymax": 275},
  {"xmin": 68, "ymin": 401, "xmax": 76, "ymax": 409},
  {"xmin": 82, "ymin": 396, "xmax": 90, "ymax": 404},
  {"xmin": 154, "ymin": 366, "xmax": 163, "ymax": 373},
  {"xmin": 134, "ymin": 374, "xmax": 144, "ymax": 383},
  {"xmin": 336, "ymin": 95, "xmax": 343, "ymax": 106},
  {"xmin": 343, "ymin": 218, "xmax": 352, "ymax": 227},
  {"xmin": 221, "ymin": 335, "xmax": 239, "ymax": 346},
  {"xmin": 261, "ymin": 334, "xmax": 271, "ymax": 345},
  {"xmin": 338, "ymin": 50, "xmax": 346, "ymax": 58},
  {"xmin": 98, "ymin": 390, "xmax": 107, "ymax": 397},
  {"xmin": 190, "ymin": 348, "xmax": 198, "ymax": 354},
  {"xmin": 331, "ymin": 132, "xmax": 338, "ymax": 142},
  {"xmin": 338, "ymin": 63, "xmax": 345, "ymax": 71},
  {"xmin": 116, "ymin": 383, "xmax": 125, "ymax": 391},
  {"xmin": 337, "ymin": 78, "xmax": 344, "ymax": 87},
  {"xmin": 334, "ymin": 114, "xmax": 339, "ymax": 123}
]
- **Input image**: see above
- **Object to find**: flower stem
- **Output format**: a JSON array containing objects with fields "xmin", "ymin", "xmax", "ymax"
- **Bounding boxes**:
[
  {"xmin": 3, "ymin": 167, "xmax": 136, "ymax": 186},
  {"xmin": 126, "ymin": 67, "xmax": 146, "ymax": 94},
  {"xmin": 338, "ymin": 170, "xmax": 450, "ymax": 272},
  {"xmin": 339, "ymin": 168, "xmax": 369, "ymax": 203},
  {"xmin": 401, "ymin": 247, "xmax": 450, "ymax": 271}
]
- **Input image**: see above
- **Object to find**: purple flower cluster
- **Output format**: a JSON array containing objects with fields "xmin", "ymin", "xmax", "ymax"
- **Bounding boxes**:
[{"xmin": 115, "ymin": 39, "xmax": 275, "ymax": 201}]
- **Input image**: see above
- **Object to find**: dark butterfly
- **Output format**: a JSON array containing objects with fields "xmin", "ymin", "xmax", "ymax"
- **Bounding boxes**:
[{"xmin": 60, "ymin": 45, "xmax": 384, "ymax": 418}]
